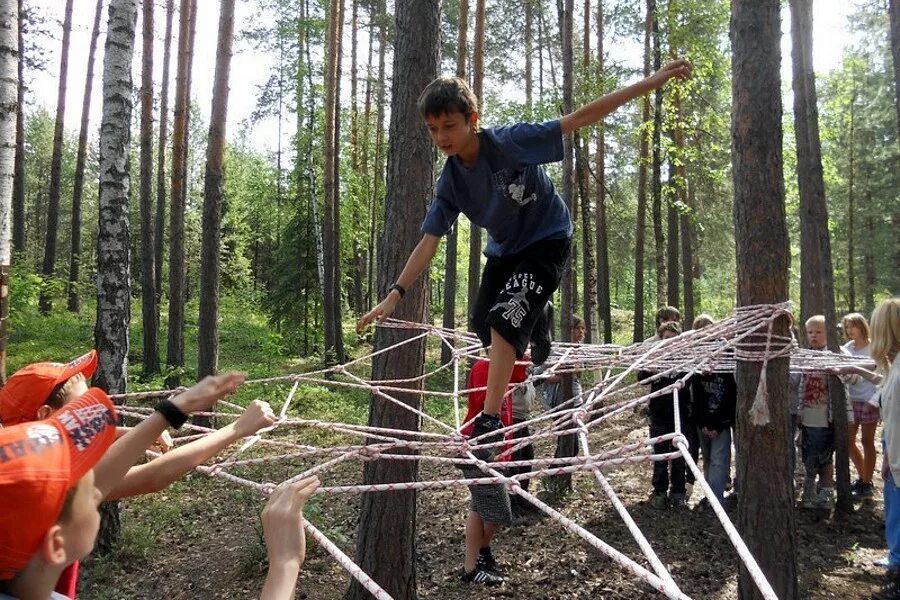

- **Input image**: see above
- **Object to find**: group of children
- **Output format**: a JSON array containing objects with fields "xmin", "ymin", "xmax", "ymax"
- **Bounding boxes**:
[{"xmin": 0, "ymin": 351, "xmax": 320, "ymax": 599}]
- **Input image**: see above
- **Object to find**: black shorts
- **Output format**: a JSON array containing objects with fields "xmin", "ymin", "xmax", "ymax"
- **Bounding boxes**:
[{"xmin": 469, "ymin": 237, "xmax": 571, "ymax": 358}]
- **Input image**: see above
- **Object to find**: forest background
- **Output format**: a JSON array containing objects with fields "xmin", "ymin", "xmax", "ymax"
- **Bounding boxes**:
[{"xmin": 9, "ymin": 0, "xmax": 897, "ymax": 378}]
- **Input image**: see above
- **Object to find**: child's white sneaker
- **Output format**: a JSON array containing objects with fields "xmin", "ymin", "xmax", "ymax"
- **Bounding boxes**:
[
  {"xmin": 800, "ymin": 480, "xmax": 817, "ymax": 509},
  {"xmin": 816, "ymin": 487, "xmax": 835, "ymax": 510}
]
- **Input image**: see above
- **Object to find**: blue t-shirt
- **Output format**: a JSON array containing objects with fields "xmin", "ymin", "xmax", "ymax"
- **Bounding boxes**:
[{"xmin": 420, "ymin": 120, "xmax": 573, "ymax": 257}]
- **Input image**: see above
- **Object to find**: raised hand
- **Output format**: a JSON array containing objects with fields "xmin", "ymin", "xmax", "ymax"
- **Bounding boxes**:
[{"xmin": 233, "ymin": 400, "xmax": 277, "ymax": 438}]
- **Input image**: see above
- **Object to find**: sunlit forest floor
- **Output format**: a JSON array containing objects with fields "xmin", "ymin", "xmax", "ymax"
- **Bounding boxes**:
[{"xmin": 10, "ymin": 291, "xmax": 889, "ymax": 599}]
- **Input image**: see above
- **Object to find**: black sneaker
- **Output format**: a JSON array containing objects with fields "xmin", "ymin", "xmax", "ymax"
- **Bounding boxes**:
[
  {"xmin": 462, "ymin": 565, "xmax": 504, "ymax": 586},
  {"xmin": 851, "ymin": 478, "xmax": 865, "ymax": 497},
  {"xmin": 478, "ymin": 547, "xmax": 501, "ymax": 573}
]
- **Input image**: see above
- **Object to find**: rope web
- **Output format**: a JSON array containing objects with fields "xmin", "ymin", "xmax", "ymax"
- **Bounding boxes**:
[{"xmin": 113, "ymin": 302, "xmax": 871, "ymax": 600}]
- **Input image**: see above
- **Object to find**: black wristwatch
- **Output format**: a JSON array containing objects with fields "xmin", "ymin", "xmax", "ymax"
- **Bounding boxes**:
[
  {"xmin": 155, "ymin": 398, "xmax": 189, "ymax": 429},
  {"xmin": 388, "ymin": 283, "xmax": 406, "ymax": 298}
]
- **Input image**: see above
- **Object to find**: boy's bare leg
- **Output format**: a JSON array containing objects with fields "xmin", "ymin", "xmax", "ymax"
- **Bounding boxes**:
[
  {"xmin": 483, "ymin": 329, "xmax": 516, "ymax": 416},
  {"xmin": 464, "ymin": 511, "xmax": 484, "ymax": 571}
]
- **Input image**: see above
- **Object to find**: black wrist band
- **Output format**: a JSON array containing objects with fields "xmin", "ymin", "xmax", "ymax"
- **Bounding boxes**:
[
  {"xmin": 388, "ymin": 283, "xmax": 406, "ymax": 298},
  {"xmin": 155, "ymin": 398, "xmax": 188, "ymax": 429}
]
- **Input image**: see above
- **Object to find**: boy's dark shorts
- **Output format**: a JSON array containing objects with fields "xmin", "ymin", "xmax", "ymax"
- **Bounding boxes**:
[
  {"xmin": 470, "ymin": 237, "xmax": 571, "ymax": 358},
  {"xmin": 801, "ymin": 425, "xmax": 834, "ymax": 474},
  {"xmin": 460, "ymin": 463, "xmax": 513, "ymax": 525}
]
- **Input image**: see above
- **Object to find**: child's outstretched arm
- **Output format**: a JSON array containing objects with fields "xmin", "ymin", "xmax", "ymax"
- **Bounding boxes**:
[
  {"xmin": 104, "ymin": 400, "xmax": 276, "ymax": 500},
  {"xmin": 356, "ymin": 233, "xmax": 441, "ymax": 332},
  {"xmin": 260, "ymin": 477, "xmax": 321, "ymax": 600},
  {"xmin": 560, "ymin": 59, "xmax": 692, "ymax": 134},
  {"xmin": 93, "ymin": 372, "xmax": 246, "ymax": 497}
]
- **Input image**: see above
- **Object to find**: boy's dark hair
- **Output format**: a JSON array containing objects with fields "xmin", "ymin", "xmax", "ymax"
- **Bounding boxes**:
[
  {"xmin": 417, "ymin": 76, "xmax": 479, "ymax": 120},
  {"xmin": 654, "ymin": 305, "xmax": 682, "ymax": 328},
  {"xmin": 657, "ymin": 321, "xmax": 682, "ymax": 337},
  {"xmin": 46, "ymin": 375, "xmax": 83, "ymax": 411}
]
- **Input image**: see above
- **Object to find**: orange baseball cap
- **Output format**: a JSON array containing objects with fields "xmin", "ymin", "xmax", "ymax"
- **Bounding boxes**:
[
  {"xmin": 0, "ymin": 387, "xmax": 117, "ymax": 579},
  {"xmin": 0, "ymin": 350, "xmax": 98, "ymax": 426}
]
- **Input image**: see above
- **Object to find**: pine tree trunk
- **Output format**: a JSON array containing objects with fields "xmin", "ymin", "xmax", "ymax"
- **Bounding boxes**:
[
  {"xmin": 197, "ymin": 0, "xmax": 235, "ymax": 421},
  {"xmin": 323, "ymin": 0, "xmax": 344, "ymax": 362},
  {"xmin": 368, "ymin": 0, "xmax": 387, "ymax": 311},
  {"xmin": 524, "ymin": 0, "xmax": 533, "ymax": 118},
  {"xmin": 862, "ymin": 187, "xmax": 875, "ymax": 315},
  {"xmin": 548, "ymin": 0, "xmax": 576, "ymax": 497},
  {"xmin": 39, "ymin": 0, "xmax": 75, "ymax": 314},
  {"xmin": 731, "ymin": 1, "xmax": 798, "ymax": 597},
  {"xmin": 350, "ymin": 1, "xmax": 365, "ymax": 316},
  {"xmin": 139, "ymin": 0, "xmax": 159, "ymax": 375},
  {"xmin": 467, "ymin": 0, "xmax": 485, "ymax": 325},
  {"xmin": 633, "ymin": 0, "xmax": 652, "ymax": 342},
  {"xmin": 576, "ymin": 136, "xmax": 595, "ymax": 343},
  {"xmin": 166, "ymin": 0, "xmax": 195, "ymax": 386},
  {"xmin": 595, "ymin": 0, "xmax": 611, "ymax": 343},
  {"xmin": 441, "ymin": 0, "xmax": 467, "ymax": 366},
  {"xmin": 0, "ymin": 0, "xmax": 18, "ymax": 384},
  {"xmin": 846, "ymin": 84, "xmax": 856, "ymax": 312},
  {"xmin": 66, "ymin": 0, "xmax": 104, "ymax": 314},
  {"xmin": 790, "ymin": 0, "xmax": 851, "ymax": 512},
  {"xmin": 155, "ymin": 0, "xmax": 174, "ymax": 303},
  {"xmin": 650, "ymin": 0, "xmax": 665, "ymax": 309},
  {"xmin": 666, "ymin": 167, "xmax": 679, "ymax": 309},
  {"xmin": 11, "ymin": 0, "xmax": 23, "ymax": 254},
  {"xmin": 890, "ymin": 0, "xmax": 899, "ymax": 137},
  {"xmin": 94, "ymin": 0, "xmax": 138, "ymax": 553},
  {"xmin": 344, "ymin": 2, "xmax": 438, "ymax": 598}
]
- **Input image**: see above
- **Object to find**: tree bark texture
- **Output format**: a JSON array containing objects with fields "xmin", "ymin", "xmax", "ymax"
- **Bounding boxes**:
[
  {"xmin": 139, "ymin": 0, "xmax": 159, "ymax": 375},
  {"xmin": 39, "ymin": 0, "xmax": 74, "ymax": 314},
  {"xmin": 155, "ymin": 0, "xmax": 174, "ymax": 303},
  {"xmin": 94, "ymin": 0, "xmax": 138, "ymax": 553},
  {"xmin": 595, "ymin": 0, "xmax": 611, "ymax": 343},
  {"xmin": 790, "ymin": 0, "xmax": 852, "ymax": 512},
  {"xmin": 0, "ymin": 0, "xmax": 18, "ymax": 384},
  {"xmin": 197, "ymin": 0, "xmax": 235, "ymax": 386},
  {"xmin": 666, "ymin": 179, "xmax": 679, "ymax": 309},
  {"xmin": 166, "ymin": 0, "xmax": 194, "ymax": 383},
  {"xmin": 731, "ymin": 1, "xmax": 798, "ymax": 597},
  {"xmin": 11, "ymin": 0, "xmax": 22, "ymax": 254},
  {"xmin": 633, "ymin": 0, "xmax": 652, "ymax": 342},
  {"xmin": 650, "ymin": 0, "xmax": 665, "ymax": 309},
  {"xmin": 344, "ymin": 2, "xmax": 438, "ymax": 598},
  {"xmin": 322, "ymin": 0, "xmax": 342, "ymax": 361},
  {"xmin": 890, "ymin": 0, "xmax": 899, "ymax": 137},
  {"xmin": 467, "ymin": 0, "xmax": 485, "ymax": 326}
]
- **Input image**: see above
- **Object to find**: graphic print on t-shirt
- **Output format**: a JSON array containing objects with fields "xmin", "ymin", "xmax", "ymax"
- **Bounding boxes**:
[
  {"xmin": 494, "ymin": 272, "xmax": 544, "ymax": 328},
  {"xmin": 802, "ymin": 375, "xmax": 828, "ymax": 408},
  {"xmin": 491, "ymin": 168, "xmax": 537, "ymax": 208}
]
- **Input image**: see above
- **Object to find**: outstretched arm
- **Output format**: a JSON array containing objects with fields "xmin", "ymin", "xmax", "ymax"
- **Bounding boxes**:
[
  {"xmin": 560, "ymin": 59, "xmax": 692, "ymax": 135},
  {"xmin": 356, "ymin": 234, "xmax": 441, "ymax": 332},
  {"xmin": 93, "ymin": 373, "xmax": 246, "ymax": 497},
  {"xmin": 104, "ymin": 400, "xmax": 275, "ymax": 500}
]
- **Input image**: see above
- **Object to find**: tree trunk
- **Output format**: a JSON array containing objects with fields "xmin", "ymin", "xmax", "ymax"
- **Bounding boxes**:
[
  {"xmin": 650, "ymin": 0, "xmax": 665, "ymax": 309},
  {"xmin": 862, "ymin": 186, "xmax": 875, "ymax": 315},
  {"xmin": 524, "ymin": 0, "xmax": 532, "ymax": 118},
  {"xmin": 666, "ymin": 173, "xmax": 679, "ymax": 309},
  {"xmin": 197, "ymin": 0, "xmax": 235, "ymax": 390},
  {"xmin": 467, "ymin": 0, "xmax": 485, "ymax": 327},
  {"xmin": 790, "ymin": 0, "xmax": 852, "ymax": 513},
  {"xmin": 368, "ymin": 0, "xmax": 387, "ymax": 311},
  {"xmin": 680, "ymin": 193, "xmax": 694, "ymax": 327},
  {"xmin": 633, "ymin": 0, "xmax": 652, "ymax": 342},
  {"xmin": 344, "ymin": 2, "xmax": 438, "ymax": 598},
  {"xmin": 846, "ymin": 83, "xmax": 856, "ymax": 312},
  {"xmin": 38, "ymin": 0, "xmax": 74, "ymax": 314},
  {"xmin": 548, "ymin": 0, "xmax": 576, "ymax": 497},
  {"xmin": 576, "ymin": 135, "xmax": 595, "ymax": 343},
  {"xmin": 333, "ymin": 0, "xmax": 345, "ymax": 362},
  {"xmin": 595, "ymin": 0, "xmax": 611, "ymax": 343},
  {"xmin": 66, "ymin": 0, "xmax": 104, "ymax": 314},
  {"xmin": 890, "ymin": 0, "xmax": 899, "ymax": 137},
  {"xmin": 0, "ymin": 0, "xmax": 18, "ymax": 384},
  {"xmin": 11, "ymin": 0, "xmax": 23, "ymax": 254},
  {"xmin": 155, "ymin": 0, "xmax": 174, "ymax": 304},
  {"xmin": 94, "ymin": 0, "xmax": 137, "ymax": 554},
  {"xmin": 442, "ymin": 0, "xmax": 468, "ymax": 366},
  {"xmin": 731, "ymin": 1, "xmax": 798, "ymax": 597},
  {"xmin": 139, "ymin": 0, "xmax": 159, "ymax": 375},
  {"xmin": 165, "ymin": 0, "xmax": 195, "ymax": 386}
]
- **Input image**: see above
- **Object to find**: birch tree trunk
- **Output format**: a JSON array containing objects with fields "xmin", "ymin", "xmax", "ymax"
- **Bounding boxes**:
[
  {"xmin": 39, "ymin": 0, "xmax": 75, "ymax": 314},
  {"xmin": 345, "ymin": 1, "xmax": 438, "ymax": 597},
  {"xmin": 94, "ymin": 0, "xmax": 137, "ymax": 553},
  {"xmin": 10, "ymin": 0, "xmax": 22, "ymax": 254},
  {"xmin": 0, "ymin": 0, "xmax": 18, "ymax": 384},
  {"xmin": 732, "ymin": 0, "xmax": 798, "ymax": 596}
]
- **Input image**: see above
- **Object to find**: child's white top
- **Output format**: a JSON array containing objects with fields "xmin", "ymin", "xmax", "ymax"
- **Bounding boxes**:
[
  {"xmin": 841, "ymin": 340, "xmax": 879, "ymax": 403},
  {"xmin": 880, "ymin": 358, "xmax": 900, "ymax": 481}
]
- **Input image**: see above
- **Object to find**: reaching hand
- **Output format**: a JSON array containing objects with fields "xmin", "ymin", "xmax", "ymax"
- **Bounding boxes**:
[
  {"xmin": 172, "ymin": 372, "xmax": 246, "ymax": 415},
  {"xmin": 356, "ymin": 295, "xmax": 399, "ymax": 333},
  {"xmin": 150, "ymin": 430, "xmax": 174, "ymax": 454},
  {"xmin": 233, "ymin": 400, "xmax": 277, "ymax": 438},
  {"xmin": 654, "ymin": 58, "xmax": 692, "ymax": 84},
  {"xmin": 262, "ymin": 477, "xmax": 321, "ymax": 569}
]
